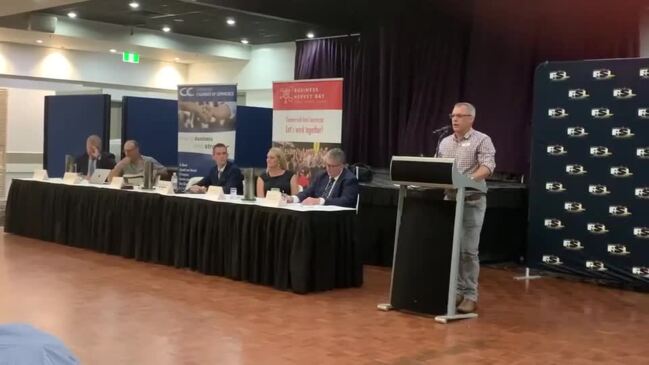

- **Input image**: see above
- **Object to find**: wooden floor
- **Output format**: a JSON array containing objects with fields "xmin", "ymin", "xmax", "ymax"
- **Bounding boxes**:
[{"xmin": 1, "ymin": 233, "xmax": 648, "ymax": 365}]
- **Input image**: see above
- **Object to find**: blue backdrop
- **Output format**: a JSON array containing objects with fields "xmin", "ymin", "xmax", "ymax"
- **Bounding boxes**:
[
  {"xmin": 44, "ymin": 94, "xmax": 111, "ymax": 177},
  {"xmin": 528, "ymin": 59, "xmax": 649, "ymax": 288},
  {"xmin": 122, "ymin": 96, "xmax": 178, "ymax": 167},
  {"xmin": 235, "ymin": 106, "xmax": 273, "ymax": 168}
]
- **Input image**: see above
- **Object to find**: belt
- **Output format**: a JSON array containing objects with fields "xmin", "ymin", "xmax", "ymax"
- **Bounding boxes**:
[{"xmin": 465, "ymin": 194, "xmax": 484, "ymax": 202}]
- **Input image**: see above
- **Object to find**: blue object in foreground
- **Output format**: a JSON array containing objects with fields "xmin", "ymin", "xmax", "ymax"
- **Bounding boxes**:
[{"xmin": 0, "ymin": 323, "xmax": 79, "ymax": 365}]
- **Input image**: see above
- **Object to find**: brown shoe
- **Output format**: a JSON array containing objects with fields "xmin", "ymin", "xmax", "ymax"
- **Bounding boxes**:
[
  {"xmin": 457, "ymin": 298, "xmax": 477, "ymax": 314},
  {"xmin": 455, "ymin": 294, "xmax": 464, "ymax": 307}
]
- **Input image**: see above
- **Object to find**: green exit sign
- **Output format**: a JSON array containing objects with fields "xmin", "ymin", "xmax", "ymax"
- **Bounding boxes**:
[{"xmin": 122, "ymin": 51, "xmax": 140, "ymax": 64}]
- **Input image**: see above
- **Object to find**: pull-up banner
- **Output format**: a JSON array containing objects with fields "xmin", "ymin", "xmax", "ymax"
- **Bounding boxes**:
[
  {"xmin": 272, "ymin": 78, "xmax": 343, "ymax": 186},
  {"xmin": 177, "ymin": 84, "xmax": 237, "ymax": 190}
]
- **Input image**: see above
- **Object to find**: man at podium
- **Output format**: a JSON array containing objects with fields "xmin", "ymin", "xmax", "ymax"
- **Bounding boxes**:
[{"xmin": 437, "ymin": 102, "xmax": 496, "ymax": 314}]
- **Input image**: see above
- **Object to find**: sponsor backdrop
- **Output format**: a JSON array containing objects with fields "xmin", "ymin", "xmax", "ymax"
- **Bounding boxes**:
[
  {"xmin": 177, "ymin": 84, "xmax": 237, "ymax": 190},
  {"xmin": 528, "ymin": 59, "xmax": 649, "ymax": 287},
  {"xmin": 272, "ymin": 78, "xmax": 343, "ymax": 186}
]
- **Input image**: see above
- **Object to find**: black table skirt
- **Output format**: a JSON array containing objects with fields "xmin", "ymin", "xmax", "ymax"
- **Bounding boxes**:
[{"xmin": 4, "ymin": 180, "xmax": 362, "ymax": 293}]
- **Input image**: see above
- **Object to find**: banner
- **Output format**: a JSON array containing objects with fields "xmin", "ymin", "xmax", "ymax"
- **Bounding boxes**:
[
  {"xmin": 177, "ymin": 84, "xmax": 237, "ymax": 189},
  {"xmin": 528, "ymin": 59, "xmax": 649, "ymax": 287},
  {"xmin": 272, "ymin": 78, "xmax": 343, "ymax": 187}
]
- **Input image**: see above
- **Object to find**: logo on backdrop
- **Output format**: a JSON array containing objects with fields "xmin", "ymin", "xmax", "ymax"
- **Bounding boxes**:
[
  {"xmin": 637, "ymin": 147, "xmax": 649, "ymax": 158},
  {"xmin": 632, "ymin": 267, "xmax": 649, "ymax": 277},
  {"xmin": 640, "ymin": 68, "xmax": 649, "ymax": 79},
  {"xmin": 542, "ymin": 255, "xmax": 563, "ymax": 265},
  {"xmin": 588, "ymin": 184, "xmax": 610, "ymax": 196},
  {"xmin": 638, "ymin": 108, "xmax": 649, "ymax": 118},
  {"xmin": 564, "ymin": 202, "xmax": 585, "ymax": 213},
  {"xmin": 567, "ymin": 127, "xmax": 588, "ymax": 137},
  {"xmin": 589, "ymin": 146, "xmax": 612, "ymax": 157},
  {"xmin": 635, "ymin": 187, "xmax": 649, "ymax": 199},
  {"xmin": 546, "ymin": 182, "xmax": 566, "ymax": 192},
  {"xmin": 634, "ymin": 227, "xmax": 649, "ymax": 239},
  {"xmin": 611, "ymin": 127, "xmax": 634, "ymax": 138},
  {"xmin": 549, "ymin": 71, "xmax": 570, "ymax": 81},
  {"xmin": 568, "ymin": 89, "xmax": 589, "ymax": 99},
  {"xmin": 587, "ymin": 223, "xmax": 608, "ymax": 234},
  {"xmin": 609, "ymin": 205, "xmax": 631, "ymax": 217},
  {"xmin": 566, "ymin": 164, "xmax": 587, "ymax": 175},
  {"xmin": 547, "ymin": 145, "xmax": 567, "ymax": 155},
  {"xmin": 592, "ymin": 69, "xmax": 615, "ymax": 80},
  {"xmin": 544, "ymin": 218, "xmax": 564, "ymax": 229},
  {"xmin": 563, "ymin": 239, "xmax": 584, "ymax": 250},
  {"xmin": 610, "ymin": 166, "xmax": 633, "ymax": 177},
  {"xmin": 586, "ymin": 261, "xmax": 607, "ymax": 271},
  {"xmin": 607, "ymin": 244, "xmax": 630, "ymax": 256},
  {"xmin": 591, "ymin": 108, "xmax": 613, "ymax": 119},
  {"xmin": 549, "ymin": 108, "xmax": 569, "ymax": 118},
  {"xmin": 178, "ymin": 87, "xmax": 195, "ymax": 97},
  {"xmin": 613, "ymin": 88, "xmax": 636, "ymax": 99}
]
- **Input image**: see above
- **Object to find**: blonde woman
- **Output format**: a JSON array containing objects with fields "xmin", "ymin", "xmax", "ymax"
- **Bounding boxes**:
[{"xmin": 256, "ymin": 147, "xmax": 300, "ymax": 197}]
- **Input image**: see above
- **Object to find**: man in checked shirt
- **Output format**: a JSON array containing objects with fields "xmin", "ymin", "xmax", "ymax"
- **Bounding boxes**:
[{"xmin": 437, "ymin": 102, "xmax": 496, "ymax": 314}]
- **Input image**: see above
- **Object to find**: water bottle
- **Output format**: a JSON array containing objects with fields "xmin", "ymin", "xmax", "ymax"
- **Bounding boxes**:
[{"xmin": 171, "ymin": 173, "xmax": 178, "ymax": 192}]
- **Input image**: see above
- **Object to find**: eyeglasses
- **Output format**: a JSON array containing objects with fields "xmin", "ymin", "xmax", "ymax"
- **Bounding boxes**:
[{"xmin": 449, "ymin": 113, "xmax": 473, "ymax": 119}]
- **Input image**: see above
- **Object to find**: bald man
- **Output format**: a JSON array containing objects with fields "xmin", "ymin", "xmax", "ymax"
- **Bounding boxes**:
[{"xmin": 108, "ymin": 140, "xmax": 167, "ymax": 181}]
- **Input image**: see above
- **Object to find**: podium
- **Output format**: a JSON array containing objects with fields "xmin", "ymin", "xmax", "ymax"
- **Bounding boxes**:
[{"xmin": 377, "ymin": 156, "xmax": 487, "ymax": 323}]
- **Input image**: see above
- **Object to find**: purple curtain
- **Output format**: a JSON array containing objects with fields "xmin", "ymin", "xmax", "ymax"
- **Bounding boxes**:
[{"xmin": 294, "ymin": 0, "xmax": 640, "ymax": 174}]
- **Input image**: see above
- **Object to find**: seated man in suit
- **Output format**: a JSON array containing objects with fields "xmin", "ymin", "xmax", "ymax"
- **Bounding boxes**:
[
  {"xmin": 287, "ymin": 148, "xmax": 359, "ymax": 208},
  {"xmin": 108, "ymin": 140, "xmax": 167, "ymax": 182},
  {"xmin": 75, "ymin": 135, "xmax": 116, "ymax": 177},
  {"xmin": 188, "ymin": 143, "xmax": 243, "ymax": 194}
]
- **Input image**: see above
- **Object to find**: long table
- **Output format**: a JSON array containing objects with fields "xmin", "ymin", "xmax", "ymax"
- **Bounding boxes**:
[{"xmin": 4, "ymin": 179, "xmax": 362, "ymax": 294}]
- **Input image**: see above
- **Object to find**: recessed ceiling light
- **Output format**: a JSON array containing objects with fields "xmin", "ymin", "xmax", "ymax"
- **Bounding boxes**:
[
  {"xmin": 240, "ymin": 38, "xmax": 249, "ymax": 44},
  {"xmin": 162, "ymin": 25, "xmax": 171, "ymax": 32},
  {"xmin": 67, "ymin": 11, "xmax": 77, "ymax": 18},
  {"xmin": 174, "ymin": 57, "xmax": 180, "ymax": 62},
  {"xmin": 129, "ymin": 1, "xmax": 140, "ymax": 9},
  {"xmin": 226, "ymin": 18, "xmax": 236, "ymax": 26},
  {"xmin": 36, "ymin": 39, "xmax": 43, "ymax": 44},
  {"xmin": 110, "ymin": 49, "xmax": 117, "ymax": 53},
  {"xmin": 306, "ymin": 32, "xmax": 315, "ymax": 39}
]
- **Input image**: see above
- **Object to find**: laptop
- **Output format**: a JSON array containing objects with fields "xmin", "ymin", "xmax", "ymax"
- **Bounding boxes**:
[{"xmin": 89, "ymin": 169, "xmax": 111, "ymax": 184}]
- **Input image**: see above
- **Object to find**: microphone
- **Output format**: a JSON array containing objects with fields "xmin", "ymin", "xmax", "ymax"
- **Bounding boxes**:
[{"xmin": 432, "ymin": 125, "xmax": 451, "ymax": 134}]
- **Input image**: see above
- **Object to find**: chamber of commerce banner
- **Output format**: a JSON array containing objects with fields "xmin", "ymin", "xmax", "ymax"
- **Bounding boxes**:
[
  {"xmin": 272, "ymin": 78, "xmax": 343, "ymax": 188},
  {"xmin": 528, "ymin": 59, "xmax": 649, "ymax": 287},
  {"xmin": 177, "ymin": 84, "xmax": 237, "ymax": 190}
]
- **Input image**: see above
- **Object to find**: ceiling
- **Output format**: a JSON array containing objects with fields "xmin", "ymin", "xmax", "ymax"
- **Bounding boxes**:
[
  {"xmin": 0, "ymin": 0, "xmax": 88, "ymax": 17},
  {"xmin": 38, "ymin": 0, "xmax": 367, "ymax": 44}
]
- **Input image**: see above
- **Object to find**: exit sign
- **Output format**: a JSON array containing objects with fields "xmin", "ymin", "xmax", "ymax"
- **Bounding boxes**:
[{"xmin": 122, "ymin": 51, "xmax": 140, "ymax": 64}]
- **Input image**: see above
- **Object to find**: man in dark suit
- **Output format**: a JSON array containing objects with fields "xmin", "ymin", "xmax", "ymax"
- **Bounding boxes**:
[
  {"xmin": 188, "ymin": 143, "xmax": 243, "ymax": 194},
  {"xmin": 289, "ymin": 148, "xmax": 359, "ymax": 208},
  {"xmin": 75, "ymin": 135, "xmax": 116, "ymax": 177}
]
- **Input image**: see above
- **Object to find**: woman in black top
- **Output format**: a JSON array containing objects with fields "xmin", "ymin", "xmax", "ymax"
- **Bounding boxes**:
[{"xmin": 256, "ymin": 147, "xmax": 299, "ymax": 197}]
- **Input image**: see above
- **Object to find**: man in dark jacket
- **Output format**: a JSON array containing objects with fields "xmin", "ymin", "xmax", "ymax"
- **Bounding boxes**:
[
  {"xmin": 75, "ymin": 135, "xmax": 115, "ymax": 177},
  {"xmin": 188, "ymin": 143, "xmax": 243, "ymax": 194}
]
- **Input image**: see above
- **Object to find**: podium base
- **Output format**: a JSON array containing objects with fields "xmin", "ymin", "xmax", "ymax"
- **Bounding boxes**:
[
  {"xmin": 434, "ymin": 313, "xmax": 478, "ymax": 324},
  {"xmin": 376, "ymin": 303, "xmax": 393, "ymax": 311}
]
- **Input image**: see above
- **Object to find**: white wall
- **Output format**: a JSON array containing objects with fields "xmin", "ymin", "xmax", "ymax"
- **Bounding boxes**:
[
  {"xmin": 6, "ymin": 88, "xmax": 52, "ymax": 154},
  {"xmin": 0, "ymin": 42, "xmax": 187, "ymax": 90},
  {"xmin": 187, "ymin": 42, "xmax": 295, "ymax": 107}
]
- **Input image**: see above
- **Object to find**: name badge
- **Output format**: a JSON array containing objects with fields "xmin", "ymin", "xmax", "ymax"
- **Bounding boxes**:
[{"xmin": 461, "ymin": 142, "xmax": 471, "ymax": 147}]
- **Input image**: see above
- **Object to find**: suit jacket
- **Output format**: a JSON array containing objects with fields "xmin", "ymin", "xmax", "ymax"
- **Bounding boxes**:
[
  {"xmin": 196, "ymin": 160, "xmax": 244, "ymax": 194},
  {"xmin": 75, "ymin": 152, "xmax": 116, "ymax": 175},
  {"xmin": 297, "ymin": 168, "xmax": 359, "ymax": 208}
]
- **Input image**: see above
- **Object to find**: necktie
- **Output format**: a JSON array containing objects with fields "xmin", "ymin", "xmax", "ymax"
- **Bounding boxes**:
[
  {"xmin": 322, "ymin": 177, "xmax": 335, "ymax": 198},
  {"xmin": 88, "ymin": 158, "xmax": 96, "ymax": 176}
]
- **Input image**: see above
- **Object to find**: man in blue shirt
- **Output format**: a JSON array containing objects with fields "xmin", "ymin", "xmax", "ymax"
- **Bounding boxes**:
[{"xmin": 188, "ymin": 143, "xmax": 243, "ymax": 194}]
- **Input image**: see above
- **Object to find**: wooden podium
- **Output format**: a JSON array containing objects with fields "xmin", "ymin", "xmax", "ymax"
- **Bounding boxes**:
[{"xmin": 377, "ymin": 156, "xmax": 487, "ymax": 323}]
